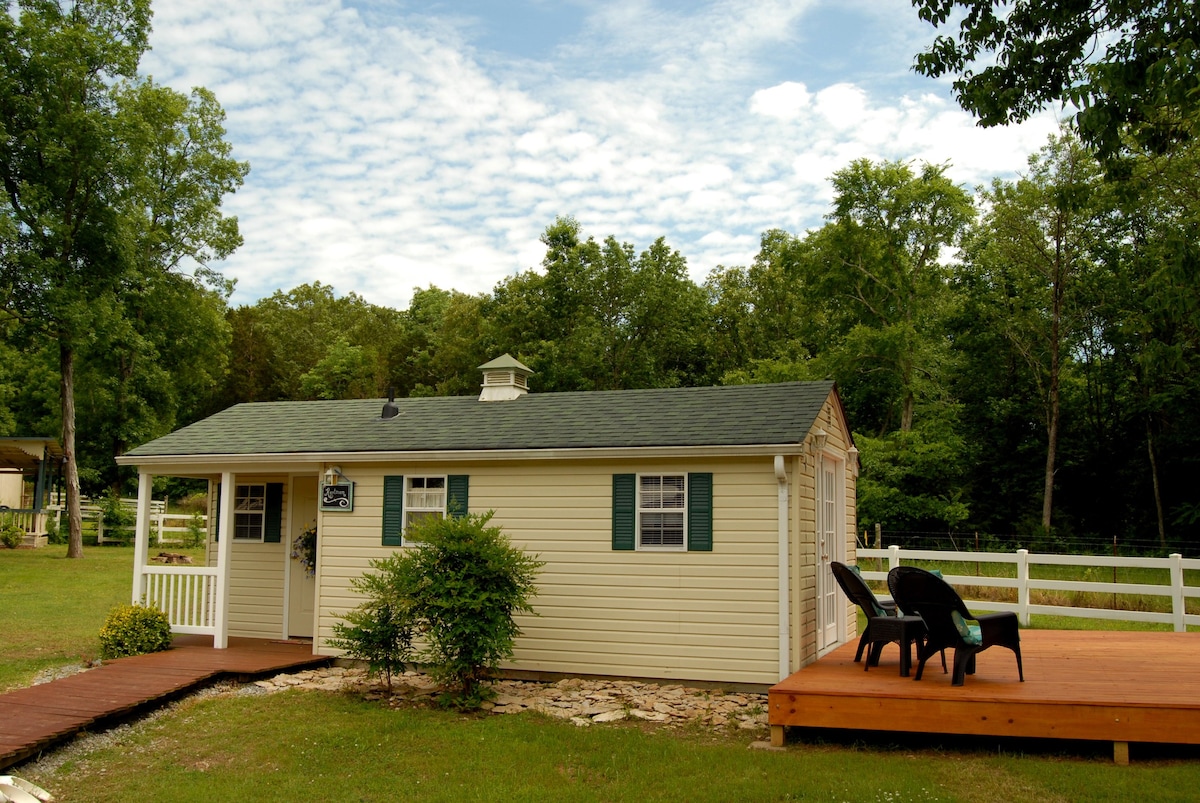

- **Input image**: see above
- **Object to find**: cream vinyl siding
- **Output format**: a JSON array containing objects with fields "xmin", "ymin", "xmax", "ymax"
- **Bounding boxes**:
[
  {"xmin": 793, "ymin": 449, "xmax": 818, "ymax": 668},
  {"xmin": 316, "ymin": 457, "xmax": 783, "ymax": 685},
  {"xmin": 205, "ymin": 476, "xmax": 288, "ymax": 639},
  {"xmin": 789, "ymin": 395, "xmax": 857, "ymax": 669}
]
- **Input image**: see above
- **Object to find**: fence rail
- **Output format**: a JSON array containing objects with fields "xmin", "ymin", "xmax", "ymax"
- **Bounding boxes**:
[
  {"xmin": 141, "ymin": 565, "xmax": 218, "ymax": 635},
  {"xmin": 857, "ymin": 545, "xmax": 1200, "ymax": 632},
  {"xmin": 5, "ymin": 498, "xmax": 205, "ymax": 545}
]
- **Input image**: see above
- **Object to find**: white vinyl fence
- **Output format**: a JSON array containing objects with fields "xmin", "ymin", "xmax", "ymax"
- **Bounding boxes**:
[
  {"xmin": 52, "ymin": 499, "xmax": 206, "ymax": 545},
  {"xmin": 857, "ymin": 545, "xmax": 1200, "ymax": 632}
]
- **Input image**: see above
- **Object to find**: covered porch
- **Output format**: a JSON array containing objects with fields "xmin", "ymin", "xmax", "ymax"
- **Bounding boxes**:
[
  {"xmin": 769, "ymin": 629, "xmax": 1200, "ymax": 764},
  {"xmin": 0, "ymin": 437, "xmax": 63, "ymax": 546},
  {"xmin": 129, "ymin": 467, "xmax": 325, "ymax": 650}
]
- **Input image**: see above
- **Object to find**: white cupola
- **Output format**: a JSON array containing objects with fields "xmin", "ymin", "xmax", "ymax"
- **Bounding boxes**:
[{"xmin": 478, "ymin": 354, "xmax": 534, "ymax": 401}]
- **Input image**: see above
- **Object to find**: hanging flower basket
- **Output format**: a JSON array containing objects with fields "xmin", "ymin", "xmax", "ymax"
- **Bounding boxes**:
[{"xmin": 292, "ymin": 522, "xmax": 317, "ymax": 577}]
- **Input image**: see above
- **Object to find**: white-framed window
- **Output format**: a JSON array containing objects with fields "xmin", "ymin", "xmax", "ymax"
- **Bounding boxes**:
[
  {"xmin": 638, "ymin": 474, "xmax": 686, "ymax": 550},
  {"xmin": 405, "ymin": 476, "xmax": 446, "ymax": 534},
  {"xmin": 234, "ymin": 483, "xmax": 266, "ymax": 541}
]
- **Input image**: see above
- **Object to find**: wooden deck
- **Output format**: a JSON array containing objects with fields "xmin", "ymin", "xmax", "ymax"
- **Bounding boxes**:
[
  {"xmin": 0, "ymin": 636, "xmax": 328, "ymax": 771},
  {"xmin": 769, "ymin": 630, "xmax": 1200, "ymax": 764}
]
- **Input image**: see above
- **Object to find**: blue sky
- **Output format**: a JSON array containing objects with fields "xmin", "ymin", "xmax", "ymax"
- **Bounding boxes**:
[{"xmin": 142, "ymin": 0, "xmax": 1061, "ymax": 310}]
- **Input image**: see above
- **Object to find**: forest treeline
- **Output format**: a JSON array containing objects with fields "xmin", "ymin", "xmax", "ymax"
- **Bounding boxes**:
[{"xmin": 2, "ymin": 131, "xmax": 1197, "ymax": 553}]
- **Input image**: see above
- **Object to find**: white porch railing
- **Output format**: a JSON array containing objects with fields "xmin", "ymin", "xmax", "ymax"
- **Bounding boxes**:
[
  {"xmin": 141, "ymin": 565, "xmax": 218, "ymax": 635},
  {"xmin": 857, "ymin": 545, "xmax": 1200, "ymax": 632},
  {"xmin": 0, "ymin": 508, "xmax": 47, "ymax": 536}
]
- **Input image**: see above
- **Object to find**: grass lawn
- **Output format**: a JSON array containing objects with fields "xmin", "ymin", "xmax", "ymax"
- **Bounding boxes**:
[
  {"xmin": 0, "ymin": 544, "xmax": 205, "ymax": 691},
  {"xmin": 20, "ymin": 690, "xmax": 1200, "ymax": 802},
  {"xmin": 5, "ymin": 545, "xmax": 1200, "ymax": 801}
]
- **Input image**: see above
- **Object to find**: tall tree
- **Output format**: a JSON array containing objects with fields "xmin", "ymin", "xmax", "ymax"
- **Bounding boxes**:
[
  {"xmin": 75, "ymin": 272, "xmax": 231, "ymax": 492},
  {"xmin": 0, "ymin": 0, "xmax": 246, "ymax": 555},
  {"xmin": 220, "ymin": 283, "xmax": 401, "ymax": 404},
  {"xmin": 805, "ymin": 159, "xmax": 973, "ymax": 433},
  {"xmin": 957, "ymin": 134, "xmax": 1105, "ymax": 535},
  {"xmin": 1101, "ymin": 140, "xmax": 1200, "ymax": 546},
  {"xmin": 488, "ymin": 218, "xmax": 708, "ymax": 392},
  {"xmin": 912, "ymin": 0, "xmax": 1200, "ymax": 159}
]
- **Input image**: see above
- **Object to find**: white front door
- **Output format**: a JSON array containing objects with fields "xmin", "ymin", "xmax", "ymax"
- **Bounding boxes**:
[
  {"xmin": 287, "ymin": 476, "xmax": 318, "ymax": 639},
  {"xmin": 816, "ymin": 456, "xmax": 843, "ymax": 651}
]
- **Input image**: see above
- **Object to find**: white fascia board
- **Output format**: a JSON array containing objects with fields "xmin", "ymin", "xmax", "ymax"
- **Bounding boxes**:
[{"xmin": 116, "ymin": 443, "xmax": 807, "ymax": 470}]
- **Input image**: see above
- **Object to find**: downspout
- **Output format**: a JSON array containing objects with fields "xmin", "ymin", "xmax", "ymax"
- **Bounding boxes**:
[{"xmin": 775, "ymin": 455, "xmax": 790, "ymax": 679}]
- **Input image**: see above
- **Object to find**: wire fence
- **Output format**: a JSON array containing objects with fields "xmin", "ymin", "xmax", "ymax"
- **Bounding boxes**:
[{"xmin": 857, "ymin": 527, "xmax": 1196, "ymax": 559}]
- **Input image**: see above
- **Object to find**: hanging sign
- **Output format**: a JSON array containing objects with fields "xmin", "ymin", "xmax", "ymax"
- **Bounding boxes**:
[{"xmin": 320, "ymin": 482, "xmax": 355, "ymax": 512}]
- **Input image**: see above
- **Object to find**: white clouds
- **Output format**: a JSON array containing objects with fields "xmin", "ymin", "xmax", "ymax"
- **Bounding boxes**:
[
  {"xmin": 811, "ymin": 83, "xmax": 869, "ymax": 130},
  {"xmin": 141, "ymin": 0, "xmax": 1061, "ymax": 310},
  {"xmin": 749, "ymin": 81, "xmax": 812, "ymax": 120}
]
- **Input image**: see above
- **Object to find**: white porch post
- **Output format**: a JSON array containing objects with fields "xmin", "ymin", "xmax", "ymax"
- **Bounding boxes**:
[
  {"xmin": 214, "ymin": 471, "xmax": 235, "ymax": 649},
  {"xmin": 131, "ymin": 471, "xmax": 154, "ymax": 604}
]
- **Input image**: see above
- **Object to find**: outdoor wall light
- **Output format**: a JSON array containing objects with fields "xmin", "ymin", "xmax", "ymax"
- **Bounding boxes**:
[
  {"xmin": 804, "ymin": 428, "xmax": 829, "ymax": 468},
  {"xmin": 847, "ymin": 445, "xmax": 860, "ymax": 477},
  {"xmin": 323, "ymin": 466, "xmax": 349, "ymax": 486}
]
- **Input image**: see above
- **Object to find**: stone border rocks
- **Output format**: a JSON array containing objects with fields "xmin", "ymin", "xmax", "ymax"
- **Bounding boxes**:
[{"xmin": 252, "ymin": 667, "xmax": 770, "ymax": 734}]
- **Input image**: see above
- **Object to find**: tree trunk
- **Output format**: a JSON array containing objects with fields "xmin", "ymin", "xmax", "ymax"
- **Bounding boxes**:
[
  {"xmin": 1041, "ymin": 331, "xmax": 1059, "ymax": 534},
  {"xmin": 1042, "ymin": 232, "xmax": 1065, "ymax": 535},
  {"xmin": 61, "ymin": 341, "xmax": 84, "ymax": 558},
  {"xmin": 1146, "ymin": 417, "xmax": 1167, "ymax": 548},
  {"xmin": 1041, "ymin": 396, "xmax": 1057, "ymax": 534}
]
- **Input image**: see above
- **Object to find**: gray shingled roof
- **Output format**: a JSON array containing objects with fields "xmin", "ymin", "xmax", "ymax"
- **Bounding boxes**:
[{"xmin": 123, "ymin": 381, "xmax": 836, "ymax": 457}]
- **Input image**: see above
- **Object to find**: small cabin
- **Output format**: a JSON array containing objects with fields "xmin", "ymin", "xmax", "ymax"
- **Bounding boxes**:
[{"xmin": 118, "ymin": 357, "xmax": 859, "ymax": 687}]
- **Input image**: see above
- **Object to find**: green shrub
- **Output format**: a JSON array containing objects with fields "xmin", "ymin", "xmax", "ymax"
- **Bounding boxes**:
[
  {"xmin": 327, "ymin": 595, "xmax": 414, "ymax": 690},
  {"xmin": 0, "ymin": 521, "xmax": 24, "ymax": 549},
  {"xmin": 329, "ymin": 511, "xmax": 543, "ymax": 708},
  {"xmin": 184, "ymin": 511, "xmax": 208, "ymax": 548},
  {"xmin": 44, "ymin": 515, "xmax": 65, "ymax": 544},
  {"xmin": 99, "ymin": 603, "xmax": 172, "ymax": 659},
  {"xmin": 100, "ymin": 492, "xmax": 136, "ymax": 546},
  {"xmin": 176, "ymin": 491, "xmax": 209, "ymax": 515}
]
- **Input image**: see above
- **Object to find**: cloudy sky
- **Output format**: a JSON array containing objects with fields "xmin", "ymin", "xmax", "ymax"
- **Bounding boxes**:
[{"xmin": 142, "ymin": 0, "xmax": 1061, "ymax": 310}]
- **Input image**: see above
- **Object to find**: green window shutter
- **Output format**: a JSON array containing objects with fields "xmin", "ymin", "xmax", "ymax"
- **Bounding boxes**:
[
  {"xmin": 264, "ymin": 483, "xmax": 284, "ymax": 542},
  {"xmin": 382, "ymin": 476, "xmax": 404, "ymax": 546},
  {"xmin": 213, "ymin": 483, "xmax": 221, "ymax": 542},
  {"xmin": 612, "ymin": 474, "xmax": 636, "ymax": 551},
  {"xmin": 687, "ymin": 473, "xmax": 713, "ymax": 552},
  {"xmin": 447, "ymin": 475, "xmax": 469, "ymax": 518}
]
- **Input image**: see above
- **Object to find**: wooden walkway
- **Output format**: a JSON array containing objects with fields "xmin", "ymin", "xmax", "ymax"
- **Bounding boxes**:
[
  {"xmin": 0, "ymin": 636, "xmax": 328, "ymax": 771},
  {"xmin": 769, "ymin": 630, "xmax": 1200, "ymax": 764}
]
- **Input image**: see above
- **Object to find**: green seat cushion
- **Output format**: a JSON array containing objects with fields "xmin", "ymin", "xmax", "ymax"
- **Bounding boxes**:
[{"xmin": 950, "ymin": 611, "xmax": 983, "ymax": 646}]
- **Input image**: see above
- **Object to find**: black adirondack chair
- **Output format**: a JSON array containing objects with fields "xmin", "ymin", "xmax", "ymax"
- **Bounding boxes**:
[
  {"xmin": 830, "ymin": 561, "xmax": 907, "ymax": 671},
  {"xmin": 888, "ymin": 565, "xmax": 1024, "ymax": 686}
]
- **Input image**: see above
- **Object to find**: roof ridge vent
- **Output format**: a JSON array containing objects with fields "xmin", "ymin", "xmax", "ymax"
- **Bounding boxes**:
[{"xmin": 477, "ymin": 354, "xmax": 534, "ymax": 402}]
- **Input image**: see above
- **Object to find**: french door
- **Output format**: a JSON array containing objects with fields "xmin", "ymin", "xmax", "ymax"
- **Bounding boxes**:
[{"xmin": 816, "ymin": 456, "xmax": 844, "ymax": 651}]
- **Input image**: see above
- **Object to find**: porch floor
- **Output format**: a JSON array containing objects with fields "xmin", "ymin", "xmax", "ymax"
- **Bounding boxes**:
[
  {"xmin": 769, "ymin": 629, "xmax": 1200, "ymax": 763},
  {"xmin": 0, "ymin": 635, "xmax": 328, "ymax": 771}
]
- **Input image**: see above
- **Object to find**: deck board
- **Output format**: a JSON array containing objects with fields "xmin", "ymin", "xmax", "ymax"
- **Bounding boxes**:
[
  {"xmin": 769, "ymin": 630, "xmax": 1200, "ymax": 751},
  {"xmin": 0, "ymin": 636, "xmax": 327, "ymax": 770}
]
